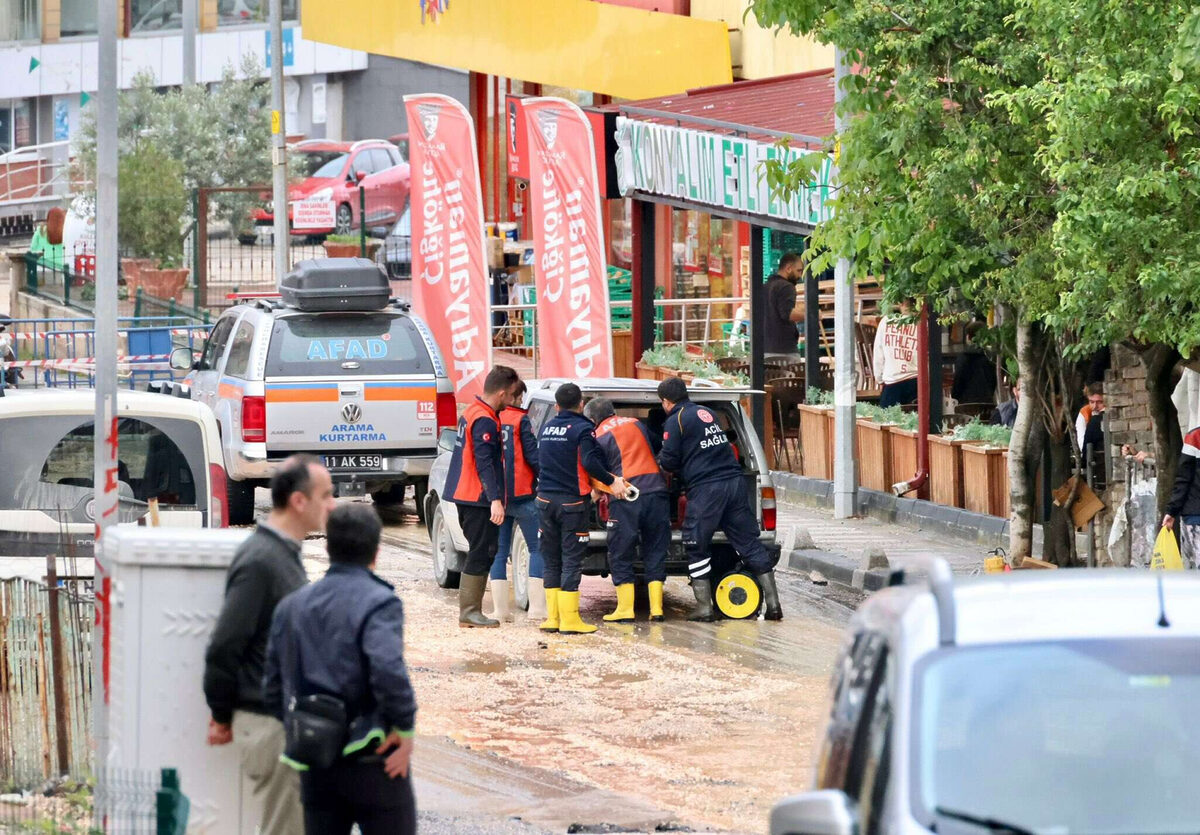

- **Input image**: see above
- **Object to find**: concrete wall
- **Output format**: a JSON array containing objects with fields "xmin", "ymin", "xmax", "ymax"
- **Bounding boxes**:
[{"xmin": 341, "ymin": 55, "xmax": 469, "ymax": 145}]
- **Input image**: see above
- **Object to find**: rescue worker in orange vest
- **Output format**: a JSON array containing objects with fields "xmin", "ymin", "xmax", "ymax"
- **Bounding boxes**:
[
  {"xmin": 486, "ymin": 379, "xmax": 544, "ymax": 623},
  {"xmin": 584, "ymin": 397, "xmax": 670, "ymax": 622},
  {"xmin": 535, "ymin": 383, "xmax": 629, "ymax": 634},
  {"xmin": 443, "ymin": 366, "xmax": 523, "ymax": 628}
]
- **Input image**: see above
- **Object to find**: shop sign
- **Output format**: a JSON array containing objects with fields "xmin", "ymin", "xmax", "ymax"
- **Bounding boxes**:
[
  {"xmin": 614, "ymin": 117, "xmax": 835, "ymax": 227},
  {"xmin": 404, "ymin": 93, "xmax": 492, "ymax": 403},
  {"xmin": 523, "ymin": 97, "xmax": 613, "ymax": 379}
]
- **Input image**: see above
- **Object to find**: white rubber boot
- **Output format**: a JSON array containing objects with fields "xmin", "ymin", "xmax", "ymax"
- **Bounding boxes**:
[
  {"xmin": 526, "ymin": 577, "xmax": 548, "ymax": 622},
  {"xmin": 486, "ymin": 579, "xmax": 513, "ymax": 623}
]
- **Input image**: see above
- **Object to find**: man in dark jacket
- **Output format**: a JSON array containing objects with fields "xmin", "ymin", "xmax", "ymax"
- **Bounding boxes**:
[
  {"xmin": 1163, "ymin": 425, "xmax": 1200, "ymax": 568},
  {"xmin": 764, "ymin": 252, "xmax": 804, "ymax": 360},
  {"xmin": 204, "ymin": 455, "xmax": 335, "ymax": 835},
  {"xmin": 657, "ymin": 376, "xmax": 782, "ymax": 622},
  {"xmin": 443, "ymin": 365, "xmax": 522, "ymax": 627},
  {"xmin": 535, "ymin": 383, "xmax": 628, "ymax": 634},
  {"xmin": 265, "ymin": 503, "xmax": 417, "ymax": 835}
]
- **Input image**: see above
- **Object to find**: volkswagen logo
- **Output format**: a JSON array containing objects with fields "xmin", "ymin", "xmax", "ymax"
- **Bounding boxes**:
[{"xmin": 342, "ymin": 403, "xmax": 362, "ymax": 424}]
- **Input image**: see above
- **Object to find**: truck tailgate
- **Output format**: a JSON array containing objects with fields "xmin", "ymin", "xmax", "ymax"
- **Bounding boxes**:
[{"xmin": 265, "ymin": 378, "xmax": 438, "ymax": 452}]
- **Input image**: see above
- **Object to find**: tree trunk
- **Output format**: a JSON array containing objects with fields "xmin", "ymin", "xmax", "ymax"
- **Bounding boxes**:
[
  {"xmin": 1043, "ymin": 435, "xmax": 1080, "ymax": 567},
  {"xmin": 1008, "ymin": 315, "xmax": 1038, "ymax": 564},
  {"xmin": 1140, "ymin": 344, "xmax": 1181, "ymax": 517}
]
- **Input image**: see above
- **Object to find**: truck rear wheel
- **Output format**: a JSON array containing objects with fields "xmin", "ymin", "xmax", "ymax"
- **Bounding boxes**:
[{"xmin": 227, "ymin": 477, "xmax": 257, "ymax": 526}]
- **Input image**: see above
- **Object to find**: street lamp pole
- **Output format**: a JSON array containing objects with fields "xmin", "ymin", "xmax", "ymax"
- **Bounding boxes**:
[
  {"xmin": 94, "ymin": 0, "xmax": 120, "ymax": 773},
  {"xmin": 269, "ymin": 0, "xmax": 289, "ymax": 285},
  {"xmin": 832, "ymin": 46, "xmax": 858, "ymax": 519}
]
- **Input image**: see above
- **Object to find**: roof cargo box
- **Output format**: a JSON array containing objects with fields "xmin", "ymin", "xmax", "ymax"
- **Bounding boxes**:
[{"xmin": 280, "ymin": 258, "xmax": 390, "ymax": 312}]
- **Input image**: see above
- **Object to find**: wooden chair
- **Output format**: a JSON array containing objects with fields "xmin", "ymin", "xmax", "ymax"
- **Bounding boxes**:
[{"xmin": 767, "ymin": 376, "xmax": 806, "ymax": 471}]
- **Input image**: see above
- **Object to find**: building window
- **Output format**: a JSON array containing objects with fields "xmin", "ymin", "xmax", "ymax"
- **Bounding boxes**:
[
  {"xmin": 60, "ymin": 0, "xmax": 96, "ymax": 37},
  {"xmin": 217, "ymin": 0, "xmax": 297, "ymax": 27},
  {"xmin": 130, "ymin": 0, "xmax": 181, "ymax": 32},
  {"xmin": 0, "ymin": 0, "xmax": 40, "ymax": 42},
  {"xmin": 0, "ymin": 100, "xmax": 34, "ymax": 154}
]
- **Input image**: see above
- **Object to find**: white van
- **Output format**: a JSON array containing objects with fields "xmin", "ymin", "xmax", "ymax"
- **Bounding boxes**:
[{"xmin": 0, "ymin": 389, "xmax": 226, "ymax": 576}]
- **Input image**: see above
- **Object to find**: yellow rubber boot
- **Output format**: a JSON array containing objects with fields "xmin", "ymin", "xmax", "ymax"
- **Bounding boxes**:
[
  {"xmin": 648, "ymin": 581, "xmax": 665, "ymax": 622},
  {"xmin": 539, "ymin": 587, "xmax": 561, "ymax": 632},
  {"xmin": 603, "ymin": 583, "xmax": 636, "ymax": 622},
  {"xmin": 556, "ymin": 590, "xmax": 597, "ymax": 634}
]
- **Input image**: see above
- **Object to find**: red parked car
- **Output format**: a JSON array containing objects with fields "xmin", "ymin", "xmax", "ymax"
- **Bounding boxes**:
[{"xmin": 252, "ymin": 138, "xmax": 410, "ymax": 236}]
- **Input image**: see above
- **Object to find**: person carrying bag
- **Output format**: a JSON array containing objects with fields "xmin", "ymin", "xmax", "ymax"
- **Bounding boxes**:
[{"xmin": 265, "ymin": 504, "xmax": 417, "ymax": 835}]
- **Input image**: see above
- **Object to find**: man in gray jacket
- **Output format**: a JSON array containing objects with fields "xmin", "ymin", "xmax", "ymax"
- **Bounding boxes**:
[{"xmin": 203, "ymin": 455, "xmax": 335, "ymax": 835}]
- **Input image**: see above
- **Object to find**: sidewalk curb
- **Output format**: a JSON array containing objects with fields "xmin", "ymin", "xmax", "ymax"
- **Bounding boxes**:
[
  {"xmin": 786, "ymin": 548, "xmax": 896, "ymax": 592},
  {"xmin": 771, "ymin": 471, "xmax": 1041, "ymax": 553}
]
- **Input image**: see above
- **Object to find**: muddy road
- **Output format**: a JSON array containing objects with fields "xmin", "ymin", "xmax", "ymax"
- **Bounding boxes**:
[{"xmin": 289, "ymin": 498, "xmax": 858, "ymax": 834}]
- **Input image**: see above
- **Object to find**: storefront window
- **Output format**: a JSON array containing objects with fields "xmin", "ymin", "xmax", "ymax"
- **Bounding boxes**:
[
  {"xmin": 60, "ymin": 0, "xmax": 96, "ymax": 37},
  {"xmin": 0, "ymin": 0, "xmax": 40, "ymax": 42},
  {"xmin": 668, "ymin": 208, "xmax": 741, "ymax": 345},
  {"xmin": 609, "ymin": 198, "xmax": 633, "ymax": 269},
  {"xmin": 217, "ymin": 0, "xmax": 298, "ymax": 27}
]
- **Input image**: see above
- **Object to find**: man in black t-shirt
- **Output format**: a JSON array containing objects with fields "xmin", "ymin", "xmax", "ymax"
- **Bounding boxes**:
[{"xmin": 764, "ymin": 253, "xmax": 804, "ymax": 360}]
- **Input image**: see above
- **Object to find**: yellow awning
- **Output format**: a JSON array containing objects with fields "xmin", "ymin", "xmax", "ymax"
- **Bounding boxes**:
[{"xmin": 301, "ymin": 0, "xmax": 733, "ymax": 100}]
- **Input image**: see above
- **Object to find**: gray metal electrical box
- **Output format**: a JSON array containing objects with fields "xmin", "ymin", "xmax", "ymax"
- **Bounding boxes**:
[{"xmin": 104, "ymin": 527, "xmax": 262, "ymax": 834}]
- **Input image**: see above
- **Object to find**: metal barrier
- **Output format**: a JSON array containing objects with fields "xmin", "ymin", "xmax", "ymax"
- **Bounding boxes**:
[
  {"xmin": 3, "ymin": 316, "xmax": 211, "ymax": 391},
  {"xmin": 490, "ymin": 295, "xmax": 744, "ymax": 375},
  {"xmin": 0, "ymin": 140, "xmax": 75, "ymax": 208}
]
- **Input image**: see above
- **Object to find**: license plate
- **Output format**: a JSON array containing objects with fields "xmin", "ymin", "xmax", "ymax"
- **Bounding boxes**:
[{"xmin": 322, "ymin": 454, "xmax": 383, "ymax": 471}]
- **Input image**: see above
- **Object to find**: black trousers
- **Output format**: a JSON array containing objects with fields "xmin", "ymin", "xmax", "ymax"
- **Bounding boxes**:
[
  {"xmin": 879, "ymin": 376, "xmax": 919, "ymax": 407},
  {"xmin": 456, "ymin": 502, "xmax": 499, "ymax": 576},
  {"xmin": 537, "ymin": 495, "xmax": 590, "ymax": 592},
  {"xmin": 301, "ymin": 757, "xmax": 416, "ymax": 835},
  {"xmin": 607, "ymin": 491, "xmax": 671, "ymax": 585},
  {"xmin": 682, "ymin": 478, "xmax": 772, "ymax": 579}
]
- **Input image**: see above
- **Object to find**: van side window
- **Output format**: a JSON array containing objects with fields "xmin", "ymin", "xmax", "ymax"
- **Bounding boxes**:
[
  {"xmin": 199, "ymin": 317, "xmax": 235, "ymax": 371},
  {"xmin": 224, "ymin": 320, "xmax": 257, "ymax": 380}
]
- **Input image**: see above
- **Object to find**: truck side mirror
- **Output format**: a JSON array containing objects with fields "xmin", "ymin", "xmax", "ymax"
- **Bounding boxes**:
[
  {"xmin": 769, "ymin": 790, "xmax": 857, "ymax": 835},
  {"xmin": 169, "ymin": 347, "xmax": 194, "ymax": 371}
]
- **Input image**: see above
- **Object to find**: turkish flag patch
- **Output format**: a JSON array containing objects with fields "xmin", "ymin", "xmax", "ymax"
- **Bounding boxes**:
[
  {"xmin": 482, "ymin": 432, "xmax": 492, "ymax": 441},
  {"xmin": 663, "ymin": 431, "xmax": 669, "ymax": 440}
]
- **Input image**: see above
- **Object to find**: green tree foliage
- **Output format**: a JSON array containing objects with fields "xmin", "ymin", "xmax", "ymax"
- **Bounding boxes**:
[
  {"xmin": 1003, "ymin": 1, "xmax": 1200, "ymax": 358},
  {"xmin": 74, "ymin": 55, "xmax": 272, "ymax": 232},
  {"xmin": 117, "ymin": 143, "xmax": 187, "ymax": 267}
]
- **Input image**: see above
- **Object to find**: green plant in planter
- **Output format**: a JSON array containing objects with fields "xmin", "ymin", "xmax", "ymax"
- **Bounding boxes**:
[
  {"xmin": 952, "ymin": 419, "xmax": 1013, "ymax": 446},
  {"xmin": 806, "ymin": 387, "xmax": 834, "ymax": 406},
  {"xmin": 325, "ymin": 234, "xmax": 362, "ymax": 246},
  {"xmin": 118, "ymin": 144, "xmax": 187, "ymax": 268}
]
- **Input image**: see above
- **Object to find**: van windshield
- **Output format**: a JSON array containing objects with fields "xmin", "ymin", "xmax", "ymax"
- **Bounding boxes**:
[
  {"xmin": 266, "ymin": 314, "xmax": 429, "ymax": 378},
  {"xmin": 915, "ymin": 638, "xmax": 1200, "ymax": 835},
  {"xmin": 0, "ymin": 414, "xmax": 209, "ymax": 522}
]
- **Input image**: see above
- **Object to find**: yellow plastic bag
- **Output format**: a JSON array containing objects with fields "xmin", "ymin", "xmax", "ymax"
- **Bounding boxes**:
[{"xmin": 1151, "ymin": 527, "xmax": 1184, "ymax": 571}]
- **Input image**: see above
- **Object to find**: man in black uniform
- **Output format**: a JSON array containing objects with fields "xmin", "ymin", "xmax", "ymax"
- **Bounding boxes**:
[
  {"xmin": 656, "ymin": 376, "xmax": 783, "ymax": 622},
  {"xmin": 535, "ymin": 383, "xmax": 629, "ymax": 634}
]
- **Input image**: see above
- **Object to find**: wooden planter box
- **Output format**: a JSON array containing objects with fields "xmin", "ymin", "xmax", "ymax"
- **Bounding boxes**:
[
  {"xmin": 635, "ymin": 361, "xmax": 659, "ymax": 381},
  {"xmin": 612, "ymin": 330, "xmax": 634, "ymax": 378},
  {"xmin": 798, "ymin": 404, "xmax": 833, "ymax": 479},
  {"xmin": 888, "ymin": 427, "xmax": 918, "ymax": 494},
  {"xmin": 323, "ymin": 241, "xmax": 364, "ymax": 258},
  {"xmin": 120, "ymin": 257, "xmax": 155, "ymax": 285},
  {"xmin": 929, "ymin": 435, "xmax": 968, "ymax": 509},
  {"xmin": 856, "ymin": 419, "xmax": 894, "ymax": 493},
  {"xmin": 962, "ymin": 444, "xmax": 1010, "ymax": 518},
  {"xmin": 129, "ymin": 267, "xmax": 189, "ymax": 302}
]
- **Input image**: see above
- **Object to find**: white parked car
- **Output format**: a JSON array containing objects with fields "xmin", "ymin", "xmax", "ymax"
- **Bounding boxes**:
[
  {"xmin": 0, "ymin": 389, "xmax": 227, "ymax": 575},
  {"xmin": 771, "ymin": 565, "xmax": 1200, "ymax": 835}
]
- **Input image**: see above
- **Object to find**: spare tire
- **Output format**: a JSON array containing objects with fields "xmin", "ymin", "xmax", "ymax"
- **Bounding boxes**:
[{"xmin": 45, "ymin": 207, "xmax": 66, "ymax": 245}]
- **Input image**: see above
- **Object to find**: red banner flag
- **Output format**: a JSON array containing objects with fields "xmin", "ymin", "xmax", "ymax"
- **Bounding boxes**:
[
  {"xmin": 404, "ymin": 93, "xmax": 491, "ymax": 402},
  {"xmin": 522, "ymin": 97, "xmax": 613, "ymax": 379}
]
